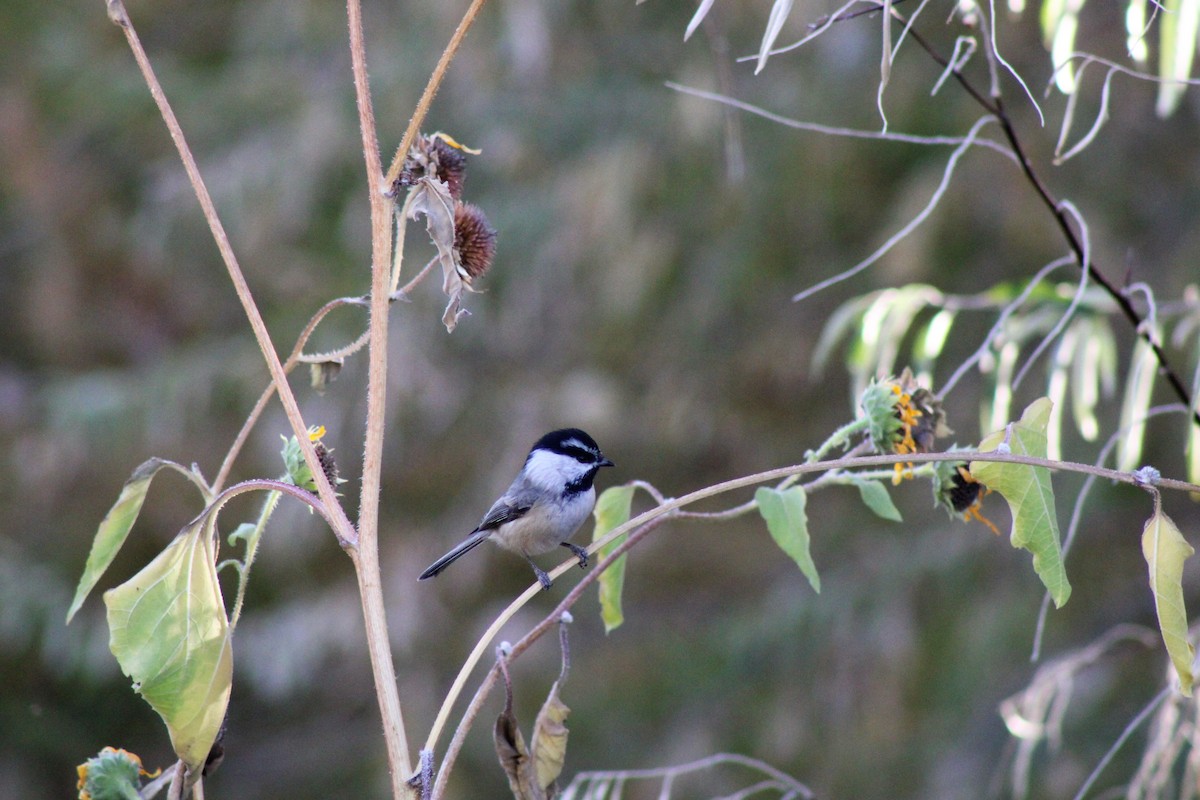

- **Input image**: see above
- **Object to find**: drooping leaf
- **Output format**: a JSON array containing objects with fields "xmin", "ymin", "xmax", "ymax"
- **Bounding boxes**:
[
  {"xmin": 1157, "ymin": 0, "xmax": 1200, "ymax": 117},
  {"xmin": 1127, "ymin": 0, "xmax": 1149, "ymax": 62},
  {"xmin": 1141, "ymin": 509, "xmax": 1195, "ymax": 694},
  {"xmin": 755, "ymin": 486, "xmax": 819, "ymax": 592},
  {"xmin": 592, "ymin": 486, "xmax": 635, "ymax": 633},
  {"xmin": 914, "ymin": 309, "xmax": 956, "ymax": 385},
  {"xmin": 531, "ymin": 679, "xmax": 571, "ymax": 793},
  {"xmin": 104, "ymin": 513, "xmax": 232, "ymax": 774},
  {"xmin": 495, "ymin": 704, "xmax": 538, "ymax": 800},
  {"xmin": 970, "ymin": 398, "xmax": 1071, "ymax": 608},
  {"xmin": 755, "ymin": 0, "xmax": 794, "ymax": 74},
  {"xmin": 1118, "ymin": 334, "xmax": 1159, "ymax": 472},
  {"xmin": 852, "ymin": 478, "xmax": 903, "ymax": 522},
  {"xmin": 68, "ymin": 458, "xmax": 202, "ymax": 624},
  {"xmin": 407, "ymin": 175, "xmax": 473, "ymax": 331},
  {"xmin": 684, "ymin": 0, "xmax": 718, "ymax": 40},
  {"xmin": 1069, "ymin": 317, "xmax": 1115, "ymax": 442}
]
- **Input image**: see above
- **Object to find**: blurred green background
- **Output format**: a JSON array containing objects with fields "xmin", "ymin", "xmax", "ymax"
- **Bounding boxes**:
[{"xmin": 4, "ymin": 0, "xmax": 1200, "ymax": 797}]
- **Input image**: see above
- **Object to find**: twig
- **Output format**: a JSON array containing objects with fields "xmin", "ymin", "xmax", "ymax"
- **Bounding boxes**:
[
  {"xmin": 886, "ymin": 7, "xmax": 1200, "ymax": 428},
  {"xmin": 382, "ymin": 0, "xmax": 492, "ymax": 189},
  {"xmin": 424, "ymin": 447, "xmax": 1200, "ymax": 791},
  {"xmin": 105, "ymin": 0, "xmax": 354, "ymax": 541},
  {"xmin": 212, "ymin": 295, "xmax": 368, "ymax": 493}
]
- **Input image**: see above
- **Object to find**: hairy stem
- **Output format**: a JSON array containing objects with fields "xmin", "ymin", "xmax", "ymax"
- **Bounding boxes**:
[
  {"xmin": 382, "ymin": 0, "xmax": 492, "ymax": 188},
  {"xmin": 344, "ymin": 0, "xmax": 413, "ymax": 793},
  {"xmin": 104, "ymin": 0, "xmax": 353, "ymax": 546}
]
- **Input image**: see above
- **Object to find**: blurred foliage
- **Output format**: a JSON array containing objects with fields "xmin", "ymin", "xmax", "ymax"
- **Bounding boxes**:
[{"xmin": 4, "ymin": 0, "xmax": 1200, "ymax": 798}]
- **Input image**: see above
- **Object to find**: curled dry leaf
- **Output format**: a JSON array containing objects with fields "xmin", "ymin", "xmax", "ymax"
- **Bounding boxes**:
[{"xmin": 406, "ymin": 176, "xmax": 473, "ymax": 332}]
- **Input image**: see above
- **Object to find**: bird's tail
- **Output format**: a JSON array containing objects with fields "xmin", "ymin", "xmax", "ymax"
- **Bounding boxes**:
[{"xmin": 418, "ymin": 531, "xmax": 490, "ymax": 580}]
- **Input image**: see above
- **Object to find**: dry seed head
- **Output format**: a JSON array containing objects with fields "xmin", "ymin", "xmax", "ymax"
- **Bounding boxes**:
[{"xmin": 454, "ymin": 202, "xmax": 497, "ymax": 281}]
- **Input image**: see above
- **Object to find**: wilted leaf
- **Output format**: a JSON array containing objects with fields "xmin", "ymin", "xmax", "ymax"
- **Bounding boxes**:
[
  {"xmin": 970, "ymin": 398, "xmax": 1071, "ymax": 608},
  {"xmin": 531, "ymin": 679, "xmax": 570, "ymax": 793},
  {"xmin": 104, "ymin": 513, "xmax": 232, "ymax": 774},
  {"xmin": 1118, "ymin": 334, "xmax": 1159, "ymax": 471},
  {"xmin": 407, "ymin": 176, "xmax": 472, "ymax": 332},
  {"xmin": 755, "ymin": 486, "xmax": 819, "ymax": 592},
  {"xmin": 309, "ymin": 359, "xmax": 343, "ymax": 394},
  {"xmin": 1142, "ymin": 509, "xmax": 1196, "ymax": 694},
  {"xmin": 495, "ymin": 705, "xmax": 539, "ymax": 800},
  {"xmin": 852, "ymin": 478, "xmax": 903, "ymax": 522},
  {"xmin": 592, "ymin": 486, "xmax": 635, "ymax": 633},
  {"xmin": 1157, "ymin": 0, "xmax": 1200, "ymax": 117},
  {"xmin": 68, "ymin": 458, "xmax": 200, "ymax": 624}
]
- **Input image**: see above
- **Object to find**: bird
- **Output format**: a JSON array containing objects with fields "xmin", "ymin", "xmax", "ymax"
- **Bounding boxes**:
[{"xmin": 418, "ymin": 428, "xmax": 614, "ymax": 590}]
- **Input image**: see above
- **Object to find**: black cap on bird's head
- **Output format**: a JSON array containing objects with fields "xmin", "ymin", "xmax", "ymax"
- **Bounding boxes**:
[{"xmin": 529, "ymin": 428, "xmax": 614, "ymax": 468}]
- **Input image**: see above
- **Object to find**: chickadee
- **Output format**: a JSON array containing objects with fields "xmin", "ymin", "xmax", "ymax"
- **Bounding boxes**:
[{"xmin": 418, "ymin": 428, "xmax": 614, "ymax": 590}]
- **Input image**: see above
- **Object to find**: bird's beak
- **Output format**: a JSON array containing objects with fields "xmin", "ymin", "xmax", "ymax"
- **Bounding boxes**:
[{"xmin": 599, "ymin": 456, "xmax": 615, "ymax": 468}]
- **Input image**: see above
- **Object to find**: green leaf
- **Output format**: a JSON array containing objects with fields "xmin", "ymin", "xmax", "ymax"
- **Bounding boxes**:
[
  {"xmin": 1157, "ymin": 0, "xmax": 1200, "ymax": 117},
  {"xmin": 592, "ymin": 486, "xmax": 635, "ymax": 634},
  {"xmin": 1118, "ymin": 334, "xmax": 1159, "ymax": 471},
  {"xmin": 68, "ymin": 458, "xmax": 200, "ymax": 624},
  {"xmin": 970, "ymin": 398, "xmax": 1071, "ymax": 608},
  {"xmin": 104, "ymin": 512, "xmax": 232, "ymax": 774},
  {"xmin": 755, "ymin": 486, "xmax": 820, "ymax": 593},
  {"xmin": 852, "ymin": 478, "xmax": 903, "ymax": 522},
  {"xmin": 1142, "ymin": 509, "xmax": 1195, "ymax": 694}
]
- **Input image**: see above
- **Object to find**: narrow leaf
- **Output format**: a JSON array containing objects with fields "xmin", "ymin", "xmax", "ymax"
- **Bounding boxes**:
[
  {"xmin": 970, "ymin": 398, "xmax": 1072, "ymax": 607},
  {"xmin": 684, "ymin": 0, "xmax": 718, "ymax": 40},
  {"xmin": 1142, "ymin": 509, "xmax": 1196, "ymax": 694},
  {"xmin": 1157, "ymin": 0, "xmax": 1200, "ymax": 117},
  {"xmin": 68, "ymin": 458, "xmax": 195, "ymax": 623},
  {"xmin": 853, "ymin": 478, "xmax": 903, "ymax": 522},
  {"xmin": 104, "ymin": 514, "xmax": 232, "ymax": 773},
  {"xmin": 755, "ymin": 0, "xmax": 794, "ymax": 74},
  {"xmin": 1118, "ymin": 335, "xmax": 1158, "ymax": 472},
  {"xmin": 531, "ymin": 679, "xmax": 570, "ymax": 792},
  {"xmin": 755, "ymin": 486, "xmax": 819, "ymax": 592},
  {"xmin": 1188, "ymin": 419, "xmax": 1200, "ymax": 501},
  {"xmin": 592, "ymin": 486, "xmax": 635, "ymax": 633}
]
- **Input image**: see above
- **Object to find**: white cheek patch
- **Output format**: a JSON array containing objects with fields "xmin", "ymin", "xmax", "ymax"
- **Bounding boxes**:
[{"xmin": 524, "ymin": 449, "xmax": 589, "ymax": 490}]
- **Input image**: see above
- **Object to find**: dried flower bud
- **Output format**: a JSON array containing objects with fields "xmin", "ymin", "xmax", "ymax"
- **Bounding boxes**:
[
  {"xmin": 454, "ymin": 201, "xmax": 497, "ymax": 282},
  {"xmin": 394, "ymin": 132, "xmax": 474, "ymax": 200}
]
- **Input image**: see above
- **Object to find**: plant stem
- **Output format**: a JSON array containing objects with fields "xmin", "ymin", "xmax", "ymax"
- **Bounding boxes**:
[
  {"xmin": 382, "ymin": 0, "xmax": 492, "ymax": 188},
  {"xmin": 105, "ymin": 0, "xmax": 353, "ymax": 546},
  {"xmin": 229, "ymin": 489, "xmax": 281, "ymax": 629},
  {"xmin": 423, "ymin": 447, "xmax": 1200, "ymax": 779},
  {"xmin": 344, "ymin": 0, "xmax": 414, "ymax": 791}
]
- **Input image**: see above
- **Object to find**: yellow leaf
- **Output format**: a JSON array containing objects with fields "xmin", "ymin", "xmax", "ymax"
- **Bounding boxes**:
[
  {"xmin": 1142, "ymin": 509, "xmax": 1196, "ymax": 695},
  {"xmin": 531, "ymin": 679, "xmax": 570, "ymax": 792},
  {"xmin": 104, "ymin": 514, "xmax": 232, "ymax": 773}
]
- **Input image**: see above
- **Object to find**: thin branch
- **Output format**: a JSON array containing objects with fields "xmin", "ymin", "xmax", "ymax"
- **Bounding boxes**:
[
  {"xmin": 212, "ymin": 295, "xmax": 368, "ymax": 493},
  {"xmin": 105, "ymin": 0, "xmax": 354, "ymax": 544},
  {"xmin": 425, "ymin": 447, "xmax": 1200, "ymax": 790},
  {"xmin": 886, "ymin": 7, "xmax": 1200, "ymax": 427},
  {"xmin": 666, "ymin": 82, "xmax": 1017, "ymax": 161},
  {"xmin": 793, "ymin": 115, "xmax": 996, "ymax": 303},
  {"xmin": 382, "ymin": 0, "xmax": 492, "ymax": 188}
]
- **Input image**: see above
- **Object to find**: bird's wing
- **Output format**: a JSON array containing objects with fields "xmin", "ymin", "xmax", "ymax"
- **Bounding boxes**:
[{"xmin": 474, "ymin": 498, "xmax": 532, "ymax": 532}]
